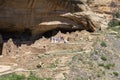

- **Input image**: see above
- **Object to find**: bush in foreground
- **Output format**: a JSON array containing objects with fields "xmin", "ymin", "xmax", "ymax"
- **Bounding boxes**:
[{"xmin": 0, "ymin": 73, "xmax": 52, "ymax": 80}]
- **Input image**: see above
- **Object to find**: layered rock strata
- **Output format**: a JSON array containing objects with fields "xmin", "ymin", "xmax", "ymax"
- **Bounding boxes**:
[{"xmin": 0, "ymin": 0, "xmax": 109, "ymax": 36}]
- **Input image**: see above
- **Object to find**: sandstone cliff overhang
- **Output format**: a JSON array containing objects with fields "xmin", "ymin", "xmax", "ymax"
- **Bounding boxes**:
[{"xmin": 0, "ymin": 0, "xmax": 107, "ymax": 36}]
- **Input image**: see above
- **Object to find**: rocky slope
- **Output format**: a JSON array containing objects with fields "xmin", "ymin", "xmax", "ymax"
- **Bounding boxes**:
[{"xmin": 0, "ymin": 28, "xmax": 120, "ymax": 80}]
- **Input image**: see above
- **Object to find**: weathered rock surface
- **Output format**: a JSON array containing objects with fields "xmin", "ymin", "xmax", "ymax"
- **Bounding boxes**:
[
  {"xmin": 0, "ymin": 0, "xmax": 109, "ymax": 36},
  {"xmin": 0, "ymin": 34, "xmax": 3, "ymax": 55},
  {"xmin": 2, "ymin": 39, "xmax": 18, "ymax": 56}
]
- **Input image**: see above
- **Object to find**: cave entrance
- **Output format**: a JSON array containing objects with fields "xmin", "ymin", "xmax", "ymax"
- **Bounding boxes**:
[
  {"xmin": 42, "ymin": 28, "xmax": 81, "ymax": 38},
  {"xmin": 0, "ymin": 28, "xmax": 32, "ymax": 47},
  {"xmin": 1, "ymin": 29, "xmax": 32, "ymax": 42}
]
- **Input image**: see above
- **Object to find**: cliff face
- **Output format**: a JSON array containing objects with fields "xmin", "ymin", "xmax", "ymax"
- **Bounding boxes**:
[
  {"xmin": 0, "ymin": 0, "xmax": 62, "ymax": 32},
  {"xmin": 0, "ymin": 0, "xmax": 110, "ymax": 36}
]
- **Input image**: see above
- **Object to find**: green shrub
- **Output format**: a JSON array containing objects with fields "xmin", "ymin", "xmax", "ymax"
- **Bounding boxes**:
[
  {"xmin": 98, "ymin": 63, "xmax": 104, "ymax": 67},
  {"xmin": 77, "ymin": 77, "xmax": 84, "ymax": 80},
  {"xmin": 114, "ymin": 12, "xmax": 120, "ymax": 18},
  {"xmin": 100, "ymin": 41, "xmax": 107, "ymax": 47},
  {"xmin": 113, "ymin": 72, "xmax": 119, "ymax": 77},
  {"xmin": 0, "ymin": 73, "xmax": 52, "ymax": 80},
  {"xmin": 28, "ymin": 72, "xmax": 52, "ymax": 80},
  {"xmin": 97, "ymin": 70, "xmax": 105, "ymax": 77},
  {"xmin": 108, "ymin": 19, "xmax": 120, "ymax": 27},
  {"xmin": 98, "ymin": 63, "xmax": 115, "ymax": 69},
  {"xmin": 27, "ymin": 72, "xmax": 40, "ymax": 80},
  {"xmin": 0, "ymin": 73, "xmax": 25, "ymax": 80},
  {"xmin": 72, "ymin": 55, "xmax": 78, "ymax": 62},
  {"xmin": 101, "ymin": 56, "xmax": 107, "ymax": 61},
  {"xmin": 104, "ymin": 63, "xmax": 115, "ymax": 69}
]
